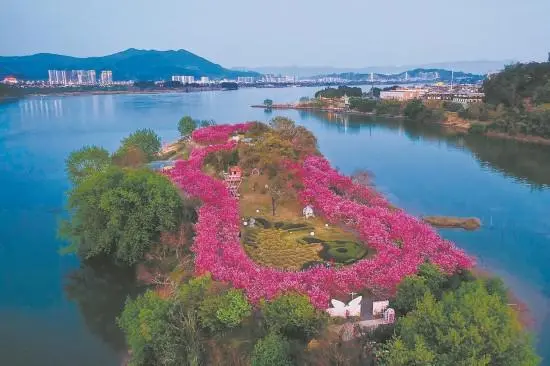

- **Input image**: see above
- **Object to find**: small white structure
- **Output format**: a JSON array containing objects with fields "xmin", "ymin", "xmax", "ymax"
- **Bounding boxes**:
[
  {"xmin": 303, "ymin": 205, "xmax": 315, "ymax": 219},
  {"xmin": 326, "ymin": 296, "xmax": 362, "ymax": 318},
  {"xmin": 383, "ymin": 308, "xmax": 396, "ymax": 324},
  {"xmin": 373, "ymin": 300, "xmax": 390, "ymax": 316}
]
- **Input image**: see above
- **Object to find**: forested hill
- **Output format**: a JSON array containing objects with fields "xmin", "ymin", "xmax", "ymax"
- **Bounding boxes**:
[
  {"xmin": 0, "ymin": 48, "xmax": 260, "ymax": 81},
  {"xmin": 483, "ymin": 62, "xmax": 550, "ymax": 107}
]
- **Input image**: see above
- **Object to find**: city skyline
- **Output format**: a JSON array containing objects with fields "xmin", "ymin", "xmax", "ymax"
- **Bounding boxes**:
[{"xmin": 2, "ymin": 0, "xmax": 550, "ymax": 68}]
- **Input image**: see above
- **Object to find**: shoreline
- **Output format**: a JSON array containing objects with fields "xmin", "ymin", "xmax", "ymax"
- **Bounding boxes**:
[
  {"xmin": 252, "ymin": 104, "xmax": 550, "ymax": 146},
  {"xmin": 251, "ymin": 104, "xmax": 404, "ymax": 119}
]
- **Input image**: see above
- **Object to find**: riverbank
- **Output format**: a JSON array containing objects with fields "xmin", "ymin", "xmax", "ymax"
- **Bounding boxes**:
[{"xmin": 251, "ymin": 103, "xmax": 404, "ymax": 118}]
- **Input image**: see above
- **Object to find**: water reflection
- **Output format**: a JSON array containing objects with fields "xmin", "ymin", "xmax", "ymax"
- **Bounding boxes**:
[
  {"xmin": 306, "ymin": 111, "xmax": 550, "ymax": 188},
  {"xmin": 64, "ymin": 258, "xmax": 143, "ymax": 352}
]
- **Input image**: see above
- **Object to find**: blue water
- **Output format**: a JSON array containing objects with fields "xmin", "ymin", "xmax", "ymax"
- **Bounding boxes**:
[{"xmin": 1, "ymin": 89, "xmax": 549, "ymax": 365}]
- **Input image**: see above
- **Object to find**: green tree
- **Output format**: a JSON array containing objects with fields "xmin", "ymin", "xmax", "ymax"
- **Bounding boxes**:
[
  {"xmin": 261, "ymin": 293, "xmax": 327, "ymax": 340},
  {"xmin": 392, "ymin": 275, "xmax": 430, "ymax": 314},
  {"xmin": 264, "ymin": 99, "xmax": 273, "ymax": 107},
  {"xmin": 65, "ymin": 145, "xmax": 111, "ymax": 184},
  {"xmin": 199, "ymin": 119, "xmax": 216, "ymax": 128},
  {"xmin": 117, "ymin": 128, "xmax": 161, "ymax": 162},
  {"xmin": 381, "ymin": 281, "xmax": 540, "ymax": 366},
  {"xmin": 178, "ymin": 116, "xmax": 197, "ymax": 137},
  {"xmin": 418, "ymin": 262, "xmax": 446, "ymax": 298},
  {"xmin": 60, "ymin": 167, "xmax": 183, "ymax": 264},
  {"xmin": 118, "ymin": 290, "xmax": 203, "ymax": 366},
  {"xmin": 198, "ymin": 288, "xmax": 251, "ymax": 332},
  {"xmin": 111, "ymin": 145, "xmax": 148, "ymax": 168},
  {"xmin": 533, "ymin": 81, "xmax": 550, "ymax": 104},
  {"xmin": 251, "ymin": 332, "xmax": 293, "ymax": 366}
]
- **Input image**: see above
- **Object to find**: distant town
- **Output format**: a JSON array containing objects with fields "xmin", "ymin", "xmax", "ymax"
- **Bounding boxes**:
[{"xmin": 1, "ymin": 68, "xmax": 484, "ymax": 90}]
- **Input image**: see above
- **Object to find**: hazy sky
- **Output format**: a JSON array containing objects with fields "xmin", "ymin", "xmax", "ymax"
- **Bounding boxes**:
[{"xmin": 1, "ymin": 0, "xmax": 549, "ymax": 67}]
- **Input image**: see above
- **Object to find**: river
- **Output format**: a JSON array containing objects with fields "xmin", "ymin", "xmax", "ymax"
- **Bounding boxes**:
[{"xmin": 1, "ymin": 87, "xmax": 549, "ymax": 365}]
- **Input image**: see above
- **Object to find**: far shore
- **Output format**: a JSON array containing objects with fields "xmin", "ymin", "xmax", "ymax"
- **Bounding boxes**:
[
  {"xmin": 251, "ymin": 103, "xmax": 404, "ymax": 119},
  {"xmin": 252, "ymin": 103, "xmax": 550, "ymax": 147}
]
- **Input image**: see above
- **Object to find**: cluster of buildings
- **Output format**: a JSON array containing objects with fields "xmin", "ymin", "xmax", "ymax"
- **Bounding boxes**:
[
  {"xmin": 170, "ymin": 74, "xmax": 297, "ymax": 85},
  {"xmin": 47, "ymin": 70, "xmax": 113, "ymax": 86},
  {"xmin": 380, "ymin": 85, "xmax": 484, "ymax": 105},
  {"xmin": 171, "ymin": 75, "xmax": 210, "ymax": 84}
]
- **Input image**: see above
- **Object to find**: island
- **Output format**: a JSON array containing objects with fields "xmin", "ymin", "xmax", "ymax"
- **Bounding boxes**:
[{"xmin": 60, "ymin": 118, "xmax": 539, "ymax": 365}]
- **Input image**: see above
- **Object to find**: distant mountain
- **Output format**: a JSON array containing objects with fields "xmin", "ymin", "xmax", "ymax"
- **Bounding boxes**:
[
  {"xmin": 318, "ymin": 68, "xmax": 485, "ymax": 83},
  {"xmin": 0, "ymin": 48, "xmax": 260, "ymax": 81},
  {"xmin": 234, "ymin": 60, "xmax": 515, "ymax": 78}
]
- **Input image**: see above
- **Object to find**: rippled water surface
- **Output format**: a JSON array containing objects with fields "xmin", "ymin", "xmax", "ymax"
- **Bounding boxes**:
[{"xmin": 1, "ymin": 88, "xmax": 549, "ymax": 365}]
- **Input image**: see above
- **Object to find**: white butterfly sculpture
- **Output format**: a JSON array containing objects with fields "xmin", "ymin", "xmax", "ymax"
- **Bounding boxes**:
[{"xmin": 326, "ymin": 296, "xmax": 362, "ymax": 317}]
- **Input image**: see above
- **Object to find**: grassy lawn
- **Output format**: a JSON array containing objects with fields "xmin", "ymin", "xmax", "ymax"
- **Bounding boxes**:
[{"xmin": 239, "ymin": 175, "xmax": 374, "ymax": 270}]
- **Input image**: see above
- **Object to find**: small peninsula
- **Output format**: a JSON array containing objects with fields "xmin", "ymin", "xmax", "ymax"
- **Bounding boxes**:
[{"xmin": 60, "ymin": 118, "xmax": 539, "ymax": 365}]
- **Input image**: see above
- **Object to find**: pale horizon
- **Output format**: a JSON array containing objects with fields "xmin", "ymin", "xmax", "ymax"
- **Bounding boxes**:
[{"xmin": 2, "ymin": 0, "xmax": 550, "ymax": 68}]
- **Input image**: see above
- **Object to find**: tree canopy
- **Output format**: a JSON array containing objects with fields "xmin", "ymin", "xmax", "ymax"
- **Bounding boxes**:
[
  {"xmin": 60, "ymin": 166, "xmax": 183, "ymax": 264},
  {"xmin": 178, "ymin": 116, "xmax": 197, "ymax": 137},
  {"xmin": 261, "ymin": 293, "xmax": 327, "ymax": 340},
  {"xmin": 117, "ymin": 128, "xmax": 162, "ymax": 162},
  {"xmin": 403, "ymin": 99, "xmax": 444, "ymax": 123},
  {"xmin": 483, "ymin": 62, "xmax": 550, "ymax": 107},
  {"xmin": 314, "ymin": 86, "xmax": 362, "ymax": 99},
  {"xmin": 251, "ymin": 332, "xmax": 293, "ymax": 366},
  {"xmin": 382, "ymin": 280, "xmax": 539, "ymax": 366},
  {"xmin": 65, "ymin": 145, "xmax": 111, "ymax": 184},
  {"xmin": 119, "ymin": 275, "xmax": 253, "ymax": 365}
]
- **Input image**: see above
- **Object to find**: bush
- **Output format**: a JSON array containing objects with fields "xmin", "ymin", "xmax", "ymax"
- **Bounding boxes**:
[
  {"xmin": 262, "ymin": 293, "xmax": 326, "ymax": 340},
  {"xmin": 442, "ymin": 101, "xmax": 464, "ymax": 113},
  {"xmin": 251, "ymin": 332, "xmax": 293, "ymax": 366},
  {"xmin": 469, "ymin": 122, "xmax": 487, "ymax": 134},
  {"xmin": 199, "ymin": 288, "xmax": 251, "ymax": 332}
]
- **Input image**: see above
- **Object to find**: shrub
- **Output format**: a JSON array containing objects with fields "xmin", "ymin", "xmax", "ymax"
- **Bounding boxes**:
[
  {"xmin": 251, "ymin": 332, "xmax": 293, "ymax": 366},
  {"xmin": 469, "ymin": 122, "xmax": 487, "ymax": 134}
]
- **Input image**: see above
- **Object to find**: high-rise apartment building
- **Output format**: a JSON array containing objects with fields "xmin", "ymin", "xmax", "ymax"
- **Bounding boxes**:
[
  {"xmin": 49, "ymin": 70, "xmax": 97, "ymax": 85},
  {"xmin": 171, "ymin": 75, "xmax": 195, "ymax": 84},
  {"xmin": 237, "ymin": 76, "xmax": 256, "ymax": 83},
  {"xmin": 100, "ymin": 70, "xmax": 113, "ymax": 84},
  {"xmin": 48, "ymin": 70, "xmax": 68, "ymax": 85},
  {"xmin": 200, "ymin": 76, "xmax": 209, "ymax": 83}
]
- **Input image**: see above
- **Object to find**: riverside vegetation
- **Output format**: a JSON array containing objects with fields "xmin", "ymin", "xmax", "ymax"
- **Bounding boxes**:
[
  {"xmin": 60, "ymin": 117, "xmax": 539, "ymax": 365},
  {"xmin": 307, "ymin": 60, "xmax": 550, "ymax": 143}
]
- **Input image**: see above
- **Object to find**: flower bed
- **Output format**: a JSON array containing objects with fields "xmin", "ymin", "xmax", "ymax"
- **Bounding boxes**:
[
  {"xmin": 167, "ymin": 124, "xmax": 474, "ymax": 308},
  {"xmin": 191, "ymin": 122, "xmax": 255, "ymax": 144}
]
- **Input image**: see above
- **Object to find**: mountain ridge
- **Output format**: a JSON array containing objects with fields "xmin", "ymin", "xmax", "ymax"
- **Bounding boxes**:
[
  {"xmin": 0, "ymin": 48, "xmax": 259, "ymax": 81},
  {"xmin": 233, "ymin": 60, "xmax": 515, "ymax": 77}
]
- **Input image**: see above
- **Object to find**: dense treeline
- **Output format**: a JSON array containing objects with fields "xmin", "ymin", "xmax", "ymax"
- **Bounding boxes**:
[
  {"xmin": 0, "ymin": 84, "xmax": 24, "ymax": 99},
  {"xmin": 484, "ymin": 62, "xmax": 550, "ymax": 107},
  {"xmin": 479, "ymin": 61, "xmax": 550, "ymax": 138},
  {"xmin": 315, "ymin": 86, "xmax": 362, "ymax": 98}
]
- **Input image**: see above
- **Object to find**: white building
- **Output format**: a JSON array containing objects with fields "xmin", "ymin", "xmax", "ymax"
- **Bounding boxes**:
[
  {"xmin": 237, "ymin": 76, "xmax": 255, "ymax": 83},
  {"xmin": 49, "ymin": 70, "xmax": 97, "ymax": 85},
  {"xmin": 48, "ymin": 70, "xmax": 68, "ymax": 85},
  {"xmin": 380, "ymin": 88, "xmax": 427, "ymax": 101},
  {"xmin": 200, "ymin": 76, "xmax": 209, "ymax": 84},
  {"xmin": 172, "ymin": 75, "xmax": 195, "ymax": 84},
  {"xmin": 100, "ymin": 70, "xmax": 113, "ymax": 85}
]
